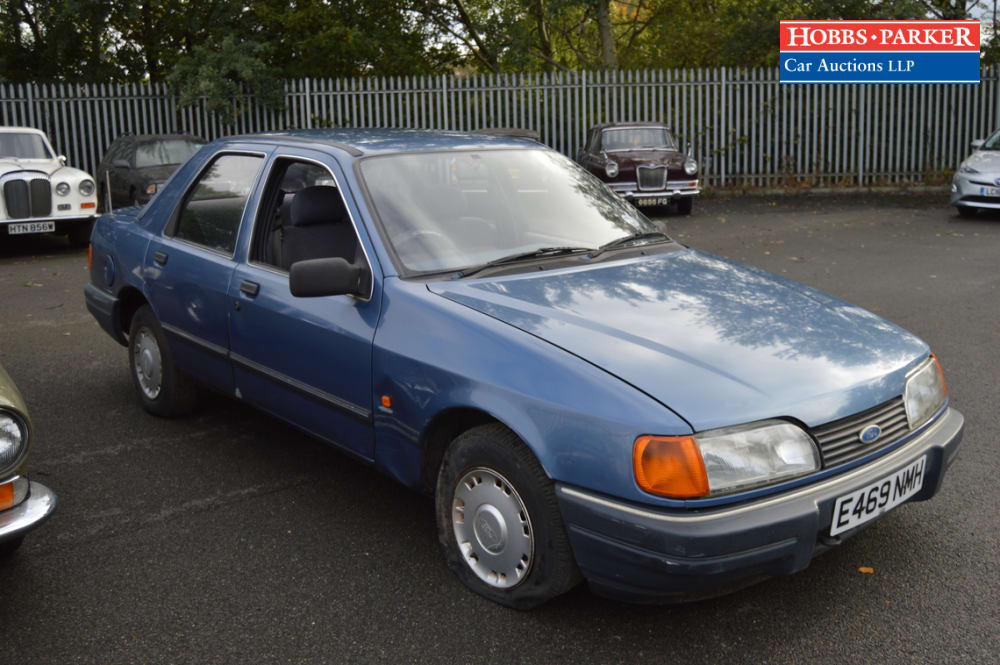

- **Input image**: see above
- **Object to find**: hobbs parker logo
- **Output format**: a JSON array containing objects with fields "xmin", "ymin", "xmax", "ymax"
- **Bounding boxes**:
[{"xmin": 780, "ymin": 20, "xmax": 980, "ymax": 84}]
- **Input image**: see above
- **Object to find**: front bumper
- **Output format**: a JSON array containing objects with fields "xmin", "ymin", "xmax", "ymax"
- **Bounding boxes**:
[
  {"xmin": 951, "ymin": 172, "xmax": 1000, "ymax": 209},
  {"xmin": 0, "ymin": 478, "xmax": 56, "ymax": 544},
  {"xmin": 608, "ymin": 180, "xmax": 701, "ymax": 204},
  {"xmin": 557, "ymin": 407, "xmax": 964, "ymax": 603}
]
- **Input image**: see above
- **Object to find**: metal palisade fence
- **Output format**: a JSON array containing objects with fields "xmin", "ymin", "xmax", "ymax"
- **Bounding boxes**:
[{"xmin": 2, "ymin": 68, "xmax": 998, "ymax": 188}]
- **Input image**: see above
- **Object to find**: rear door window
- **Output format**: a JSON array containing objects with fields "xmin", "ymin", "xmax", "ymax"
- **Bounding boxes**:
[{"xmin": 172, "ymin": 153, "xmax": 263, "ymax": 255}]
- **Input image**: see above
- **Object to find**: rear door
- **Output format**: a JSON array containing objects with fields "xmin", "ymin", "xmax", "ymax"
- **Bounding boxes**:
[
  {"xmin": 144, "ymin": 148, "xmax": 268, "ymax": 394},
  {"xmin": 226, "ymin": 148, "xmax": 379, "ymax": 460}
]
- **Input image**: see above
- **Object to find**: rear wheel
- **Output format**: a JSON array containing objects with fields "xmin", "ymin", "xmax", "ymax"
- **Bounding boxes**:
[
  {"xmin": 128, "ymin": 305, "xmax": 197, "ymax": 417},
  {"xmin": 956, "ymin": 206, "xmax": 977, "ymax": 218},
  {"xmin": 435, "ymin": 423, "xmax": 580, "ymax": 609},
  {"xmin": 676, "ymin": 197, "xmax": 693, "ymax": 215}
]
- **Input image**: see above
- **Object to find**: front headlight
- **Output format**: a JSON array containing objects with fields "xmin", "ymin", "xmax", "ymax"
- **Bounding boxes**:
[
  {"xmin": 145, "ymin": 183, "xmax": 158, "ymax": 195},
  {"xmin": 604, "ymin": 161, "xmax": 619, "ymax": 178},
  {"xmin": 0, "ymin": 410, "xmax": 28, "ymax": 474},
  {"xmin": 634, "ymin": 420, "xmax": 819, "ymax": 498},
  {"xmin": 55, "ymin": 182, "xmax": 71, "ymax": 196},
  {"xmin": 78, "ymin": 179, "xmax": 95, "ymax": 196},
  {"xmin": 959, "ymin": 164, "xmax": 979, "ymax": 174},
  {"xmin": 684, "ymin": 158, "xmax": 698, "ymax": 175},
  {"xmin": 903, "ymin": 354, "xmax": 947, "ymax": 430}
]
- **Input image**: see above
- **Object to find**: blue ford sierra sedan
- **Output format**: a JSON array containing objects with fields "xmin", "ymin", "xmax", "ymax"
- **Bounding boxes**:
[{"xmin": 84, "ymin": 129, "xmax": 963, "ymax": 608}]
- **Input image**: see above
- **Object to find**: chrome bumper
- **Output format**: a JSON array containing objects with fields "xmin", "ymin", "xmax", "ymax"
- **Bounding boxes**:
[
  {"xmin": 0, "ymin": 479, "xmax": 56, "ymax": 544},
  {"xmin": 609, "ymin": 181, "xmax": 701, "ymax": 200}
]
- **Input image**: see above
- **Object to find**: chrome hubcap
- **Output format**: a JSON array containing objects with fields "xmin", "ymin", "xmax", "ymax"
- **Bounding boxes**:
[
  {"xmin": 132, "ymin": 327, "xmax": 162, "ymax": 400},
  {"xmin": 452, "ymin": 467, "xmax": 533, "ymax": 589}
]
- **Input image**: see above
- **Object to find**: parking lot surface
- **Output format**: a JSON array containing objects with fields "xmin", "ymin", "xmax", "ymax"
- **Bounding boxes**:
[{"xmin": 1, "ymin": 194, "xmax": 997, "ymax": 664}]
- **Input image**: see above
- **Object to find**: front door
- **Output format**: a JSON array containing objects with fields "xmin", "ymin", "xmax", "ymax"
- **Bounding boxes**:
[{"xmin": 227, "ymin": 150, "xmax": 379, "ymax": 460}]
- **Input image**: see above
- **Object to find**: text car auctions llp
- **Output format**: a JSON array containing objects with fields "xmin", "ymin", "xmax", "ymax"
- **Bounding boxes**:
[{"xmin": 779, "ymin": 20, "xmax": 981, "ymax": 84}]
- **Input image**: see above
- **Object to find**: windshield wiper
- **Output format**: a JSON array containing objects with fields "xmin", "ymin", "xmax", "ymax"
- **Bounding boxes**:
[
  {"xmin": 452, "ymin": 246, "xmax": 594, "ymax": 279},
  {"xmin": 589, "ymin": 231, "xmax": 669, "ymax": 258}
]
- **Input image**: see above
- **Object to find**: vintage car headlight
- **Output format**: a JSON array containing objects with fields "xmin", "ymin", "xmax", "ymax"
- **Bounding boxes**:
[
  {"xmin": 634, "ymin": 420, "xmax": 819, "ymax": 498},
  {"xmin": 684, "ymin": 158, "xmax": 698, "ymax": 175},
  {"xmin": 79, "ymin": 179, "xmax": 96, "ymax": 196},
  {"xmin": 604, "ymin": 162, "xmax": 619, "ymax": 178},
  {"xmin": 959, "ymin": 163, "xmax": 979, "ymax": 174},
  {"xmin": 903, "ymin": 354, "xmax": 947, "ymax": 430},
  {"xmin": 0, "ymin": 410, "xmax": 28, "ymax": 474},
  {"xmin": 55, "ymin": 181, "xmax": 71, "ymax": 196}
]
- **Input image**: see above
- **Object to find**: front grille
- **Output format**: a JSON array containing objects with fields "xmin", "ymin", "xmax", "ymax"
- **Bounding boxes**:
[
  {"xmin": 811, "ymin": 396, "xmax": 910, "ymax": 468},
  {"xmin": 637, "ymin": 166, "xmax": 666, "ymax": 191},
  {"xmin": 2, "ymin": 177, "xmax": 51, "ymax": 219},
  {"xmin": 959, "ymin": 195, "xmax": 1000, "ymax": 203}
]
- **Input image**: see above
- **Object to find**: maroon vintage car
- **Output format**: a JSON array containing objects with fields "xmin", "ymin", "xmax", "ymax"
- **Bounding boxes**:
[{"xmin": 576, "ymin": 122, "xmax": 699, "ymax": 214}]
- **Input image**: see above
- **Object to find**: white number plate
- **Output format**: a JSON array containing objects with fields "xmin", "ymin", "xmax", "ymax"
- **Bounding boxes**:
[
  {"xmin": 978, "ymin": 186, "xmax": 1000, "ymax": 197},
  {"xmin": 830, "ymin": 456, "xmax": 926, "ymax": 536},
  {"xmin": 7, "ymin": 222, "xmax": 55, "ymax": 235},
  {"xmin": 636, "ymin": 197, "xmax": 670, "ymax": 207}
]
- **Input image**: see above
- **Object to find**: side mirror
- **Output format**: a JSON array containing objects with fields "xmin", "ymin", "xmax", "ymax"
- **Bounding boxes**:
[
  {"xmin": 112, "ymin": 159, "xmax": 129, "ymax": 169},
  {"xmin": 58, "ymin": 154, "xmax": 67, "ymax": 166},
  {"xmin": 289, "ymin": 257, "xmax": 363, "ymax": 298},
  {"xmin": 970, "ymin": 139, "xmax": 984, "ymax": 152}
]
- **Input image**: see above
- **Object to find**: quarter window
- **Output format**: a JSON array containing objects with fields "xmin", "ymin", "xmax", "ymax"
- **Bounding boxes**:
[{"xmin": 173, "ymin": 153, "xmax": 262, "ymax": 254}]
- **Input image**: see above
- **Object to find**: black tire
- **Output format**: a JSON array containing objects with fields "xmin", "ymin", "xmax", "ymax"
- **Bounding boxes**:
[
  {"xmin": 67, "ymin": 220, "xmax": 94, "ymax": 248},
  {"xmin": 128, "ymin": 305, "xmax": 198, "ymax": 417},
  {"xmin": 676, "ymin": 197, "xmax": 693, "ymax": 215},
  {"xmin": 956, "ymin": 206, "xmax": 977, "ymax": 218},
  {"xmin": 435, "ymin": 423, "xmax": 581, "ymax": 609},
  {"xmin": 0, "ymin": 536, "xmax": 24, "ymax": 557}
]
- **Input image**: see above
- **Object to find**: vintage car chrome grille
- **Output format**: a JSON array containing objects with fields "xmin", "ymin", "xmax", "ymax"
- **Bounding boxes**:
[
  {"xmin": 811, "ymin": 396, "xmax": 910, "ymax": 468},
  {"xmin": 3, "ymin": 177, "xmax": 52, "ymax": 219},
  {"xmin": 636, "ymin": 166, "xmax": 666, "ymax": 191}
]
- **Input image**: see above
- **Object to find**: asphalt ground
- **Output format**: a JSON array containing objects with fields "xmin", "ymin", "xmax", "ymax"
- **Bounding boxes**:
[{"xmin": 0, "ymin": 193, "xmax": 997, "ymax": 664}]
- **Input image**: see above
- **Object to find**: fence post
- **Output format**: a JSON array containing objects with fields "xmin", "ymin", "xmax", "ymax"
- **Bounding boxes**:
[{"xmin": 858, "ymin": 85, "xmax": 865, "ymax": 186}]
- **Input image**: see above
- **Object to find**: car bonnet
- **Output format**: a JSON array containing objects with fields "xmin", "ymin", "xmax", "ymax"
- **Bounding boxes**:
[{"xmin": 428, "ymin": 249, "xmax": 928, "ymax": 432}]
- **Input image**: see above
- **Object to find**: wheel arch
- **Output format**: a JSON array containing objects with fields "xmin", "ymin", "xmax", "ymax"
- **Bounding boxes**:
[
  {"xmin": 117, "ymin": 285, "xmax": 149, "ymax": 340},
  {"xmin": 420, "ymin": 407, "xmax": 503, "ymax": 494}
]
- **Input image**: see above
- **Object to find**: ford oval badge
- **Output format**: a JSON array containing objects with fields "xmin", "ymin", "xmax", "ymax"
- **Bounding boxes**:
[{"xmin": 859, "ymin": 423, "xmax": 882, "ymax": 444}]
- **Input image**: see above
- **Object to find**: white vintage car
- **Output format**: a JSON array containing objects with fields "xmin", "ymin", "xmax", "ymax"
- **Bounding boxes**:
[{"xmin": 1, "ymin": 127, "xmax": 98, "ymax": 247}]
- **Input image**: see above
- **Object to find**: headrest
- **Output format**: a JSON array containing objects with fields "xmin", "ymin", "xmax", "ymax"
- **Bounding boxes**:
[{"xmin": 289, "ymin": 186, "xmax": 346, "ymax": 227}]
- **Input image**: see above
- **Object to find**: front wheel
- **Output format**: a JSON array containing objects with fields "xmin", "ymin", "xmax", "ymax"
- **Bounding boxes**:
[
  {"xmin": 67, "ymin": 220, "xmax": 94, "ymax": 248},
  {"xmin": 676, "ymin": 197, "xmax": 693, "ymax": 215},
  {"xmin": 435, "ymin": 423, "xmax": 580, "ymax": 609},
  {"xmin": 0, "ymin": 537, "xmax": 24, "ymax": 557},
  {"xmin": 128, "ymin": 305, "xmax": 197, "ymax": 417}
]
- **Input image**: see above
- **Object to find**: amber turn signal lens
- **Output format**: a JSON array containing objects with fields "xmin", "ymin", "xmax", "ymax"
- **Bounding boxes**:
[
  {"xmin": 0, "ymin": 481, "xmax": 13, "ymax": 511},
  {"xmin": 633, "ymin": 435, "xmax": 710, "ymax": 498},
  {"xmin": 380, "ymin": 395, "xmax": 392, "ymax": 408},
  {"xmin": 930, "ymin": 352, "xmax": 947, "ymax": 396},
  {"xmin": 81, "ymin": 202, "xmax": 96, "ymax": 209}
]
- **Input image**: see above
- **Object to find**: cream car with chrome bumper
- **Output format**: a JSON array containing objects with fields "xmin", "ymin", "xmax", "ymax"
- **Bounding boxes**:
[
  {"xmin": 0, "ymin": 362, "xmax": 56, "ymax": 556},
  {"xmin": 1, "ymin": 126, "xmax": 98, "ymax": 246}
]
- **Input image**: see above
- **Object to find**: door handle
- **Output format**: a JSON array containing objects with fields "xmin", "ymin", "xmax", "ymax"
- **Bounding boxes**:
[
  {"xmin": 153, "ymin": 251, "xmax": 168, "ymax": 266},
  {"xmin": 240, "ymin": 280, "xmax": 260, "ymax": 297}
]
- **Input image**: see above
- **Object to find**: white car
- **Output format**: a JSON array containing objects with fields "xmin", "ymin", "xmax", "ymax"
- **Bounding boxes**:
[
  {"xmin": 1, "ymin": 127, "xmax": 98, "ymax": 246},
  {"xmin": 952, "ymin": 130, "xmax": 1000, "ymax": 217}
]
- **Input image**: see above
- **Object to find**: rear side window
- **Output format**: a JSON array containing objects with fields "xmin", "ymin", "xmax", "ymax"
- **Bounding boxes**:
[{"xmin": 173, "ymin": 153, "xmax": 262, "ymax": 254}]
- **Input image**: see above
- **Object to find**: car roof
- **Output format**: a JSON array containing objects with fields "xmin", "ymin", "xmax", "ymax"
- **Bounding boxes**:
[
  {"xmin": 0, "ymin": 126, "xmax": 46, "ymax": 135},
  {"xmin": 591, "ymin": 122, "xmax": 673, "ymax": 132},
  {"xmin": 132, "ymin": 133, "xmax": 206, "ymax": 144},
  {"xmin": 225, "ymin": 128, "xmax": 544, "ymax": 157}
]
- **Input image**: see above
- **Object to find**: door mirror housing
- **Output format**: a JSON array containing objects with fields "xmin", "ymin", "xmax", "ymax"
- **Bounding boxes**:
[
  {"xmin": 970, "ymin": 139, "xmax": 985, "ymax": 152},
  {"xmin": 289, "ymin": 257, "xmax": 364, "ymax": 298},
  {"xmin": 58, "ymin": 155, "xmax": 67, "ymax": 166},
  {"xmin": 112, "ymin": 159, "xmax": 130, "ymax": 169}
]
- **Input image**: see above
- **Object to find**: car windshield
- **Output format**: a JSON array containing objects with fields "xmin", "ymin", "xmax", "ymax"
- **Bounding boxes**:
[
  {"xmin": 135, "ymin": 139, "xmax": 205, "ymax": 168},
  {"xmin": 0, "ymin": 133, "xmax": 52, "ymax": 159},
  {"xmin": 601, "ymin": 128, "xmax": 677, "ymax": 151},
  {"xmin": 982, "ymin": 131, "xmax": 1000, "ymax": 150},
  {"xmin": 360, "ymin": 149, "xmax": 663, "ymax": 275}
]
